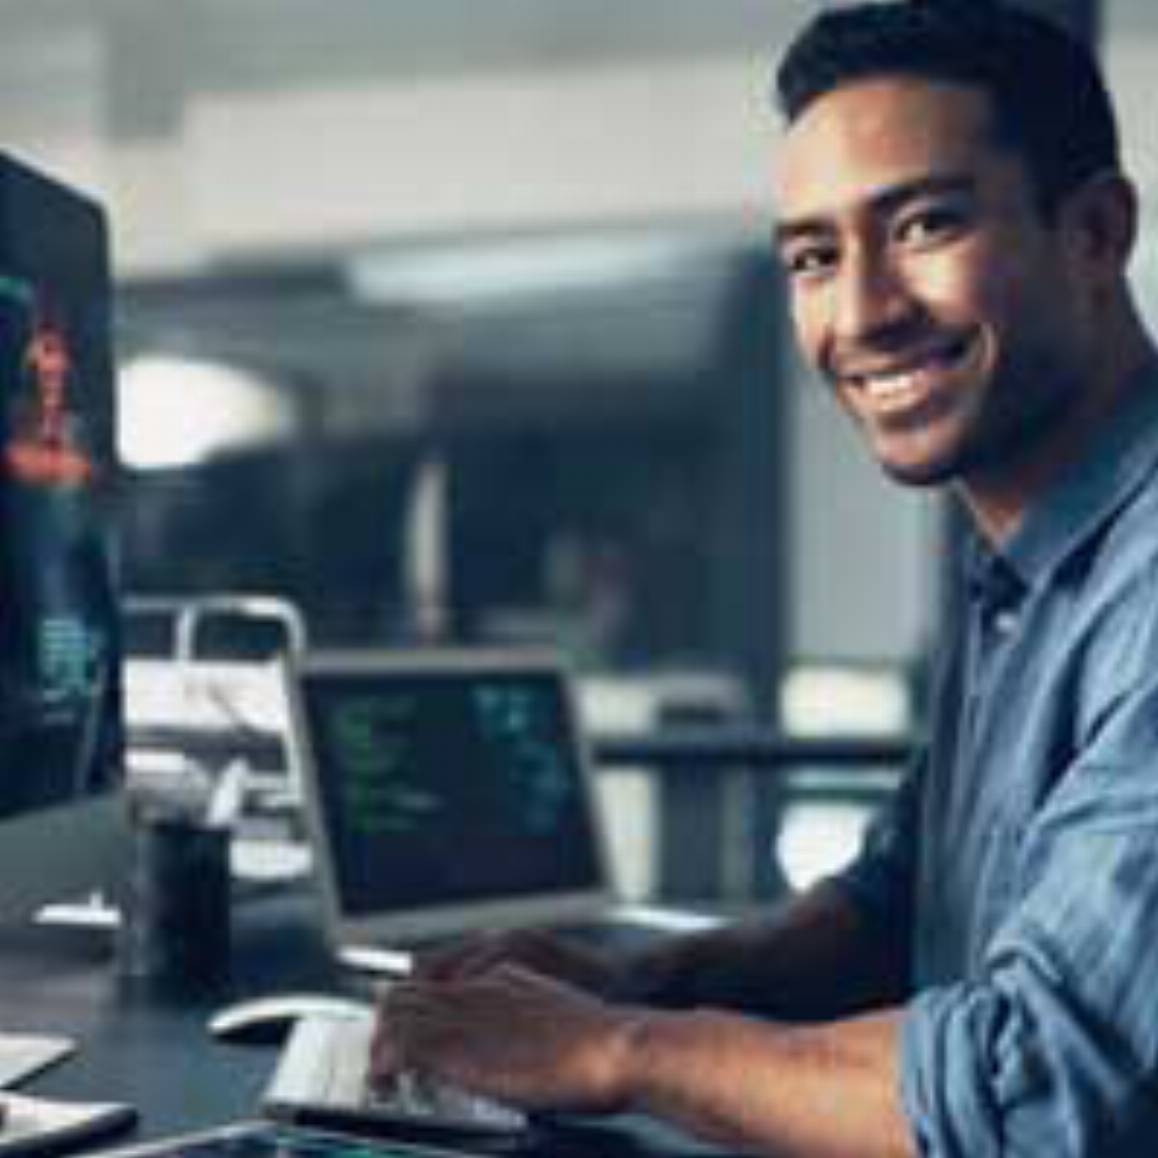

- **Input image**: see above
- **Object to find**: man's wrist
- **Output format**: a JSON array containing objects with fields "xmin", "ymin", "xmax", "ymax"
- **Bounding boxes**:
[
  {"xmin": 608, "ymin": 1006, "xmax": 732, "ymax": 1119},
  {"xmin": 605, "ymin": 1005, "xmax": 670, "ymax": 1112}
]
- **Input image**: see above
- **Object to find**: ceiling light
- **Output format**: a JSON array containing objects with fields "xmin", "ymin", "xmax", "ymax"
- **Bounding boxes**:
[
  {"xmin": 118, "ymin": 355, "xmax": 296, "ymax": 471},
  {"xmin": 347, "ymin": 228, "xmax": 740, "ymax": 307}
]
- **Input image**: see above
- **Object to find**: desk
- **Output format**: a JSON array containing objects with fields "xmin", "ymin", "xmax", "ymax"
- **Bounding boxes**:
[
  {"xmin": 0, "ymin": 888, "xmax": 738, "ymax": 1157},
  {"xmin": 0, "ymin": 890, "xmax": 336, "ymax": 1138}
]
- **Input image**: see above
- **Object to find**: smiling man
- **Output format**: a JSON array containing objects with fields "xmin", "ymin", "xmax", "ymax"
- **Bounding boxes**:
[
  {"xmin": 774, "ymin": 36, "xmax": 1145, "ymax": 541},
  {"xmin": 374, "ymin": 4, "xmax": 1158, "ymax": 1155}
]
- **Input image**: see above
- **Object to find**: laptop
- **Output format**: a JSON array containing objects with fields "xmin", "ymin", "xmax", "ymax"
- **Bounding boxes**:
[{"xmin": 281, "ymin": 648, "xmax": 719, "ymax": 970}]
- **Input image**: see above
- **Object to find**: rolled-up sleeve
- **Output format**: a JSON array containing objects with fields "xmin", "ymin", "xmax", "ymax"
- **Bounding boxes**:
[{"xmin": 899, "ymin": 678, "xmax": 1158, "ymax": 1156}]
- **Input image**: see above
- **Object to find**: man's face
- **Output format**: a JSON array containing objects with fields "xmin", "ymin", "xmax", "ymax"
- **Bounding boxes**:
[{"xmin": 774, "ymin": 77, "xmax": 1094, "ymax": 490}]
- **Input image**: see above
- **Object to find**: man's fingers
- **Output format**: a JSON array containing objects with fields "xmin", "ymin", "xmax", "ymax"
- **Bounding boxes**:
[
  {"xmin": 413, "ymin": 929, "xmax": 616, "ymax": 994},
  {"xmin": 368, "ymin": 1019, "xmax": 402, "ymax": 1093},
  {"xmin": 417, "ymin": 933, "xmax": 509, "ymax": 981},
  {"xmin": 372, "ymin": 981, "xmax": 442, "ymax": 1086}
]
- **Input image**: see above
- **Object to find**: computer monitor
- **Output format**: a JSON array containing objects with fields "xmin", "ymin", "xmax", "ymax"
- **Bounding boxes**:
[{"xmin": 0, "ymin": 153, "xmax": 126, "ymax": 925}]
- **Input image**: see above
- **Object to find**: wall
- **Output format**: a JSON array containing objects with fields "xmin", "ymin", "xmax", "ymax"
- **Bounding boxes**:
[{"xmin": 5, "ymin": 48, "xmax": 778, "ymax": 278}]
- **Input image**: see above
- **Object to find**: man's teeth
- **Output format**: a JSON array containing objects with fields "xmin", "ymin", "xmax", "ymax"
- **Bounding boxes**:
[
  {"xmin": 861, "ymin": 369, "xmax": 924, "ymax": 398},
  {"xmin": 856, "ymin": 345, "xmax": 965, "ymax": 398}
]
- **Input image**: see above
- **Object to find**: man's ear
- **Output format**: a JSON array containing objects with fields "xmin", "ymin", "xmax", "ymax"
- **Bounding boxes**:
[{"xmin": 1060, "ymin": 171, "xmax": 1138, "ymax": 280}]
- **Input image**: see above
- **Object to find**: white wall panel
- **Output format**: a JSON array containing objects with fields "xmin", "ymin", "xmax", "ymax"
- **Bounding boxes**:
[{"xmin": 183, "ymin": 59, "xmax": 778, "ymax": 258}]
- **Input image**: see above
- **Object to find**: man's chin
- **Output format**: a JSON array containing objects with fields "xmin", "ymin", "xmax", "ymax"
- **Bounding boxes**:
[
  {"xmin": 858, "ymin": 414, "xmax": 966, "ymax": 489},
  {"xmin": 875, "ymin": 453, "xmax": 957, "ymax": 489}
]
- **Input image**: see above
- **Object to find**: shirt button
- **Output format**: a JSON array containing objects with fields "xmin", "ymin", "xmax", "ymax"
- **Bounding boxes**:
[{"xmin": 993, "ymin": 610, "xmax": 1018, "ymax": 635}]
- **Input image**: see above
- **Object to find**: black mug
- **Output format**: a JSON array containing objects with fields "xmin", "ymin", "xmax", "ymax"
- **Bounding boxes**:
[{"xmin": 119, "ymin": 817, "xmax": 231, "ymax": 989}]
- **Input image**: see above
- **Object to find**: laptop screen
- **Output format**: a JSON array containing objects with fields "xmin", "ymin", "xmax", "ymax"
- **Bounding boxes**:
[{"xmin": 290, "ymin": 650, "xmax": 614, "ymax": 945}]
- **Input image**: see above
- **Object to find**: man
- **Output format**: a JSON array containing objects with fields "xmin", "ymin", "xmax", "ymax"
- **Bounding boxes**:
[{"xmin": 374, "ymin": 3, "xmax": 1158, "ymax": 1154}]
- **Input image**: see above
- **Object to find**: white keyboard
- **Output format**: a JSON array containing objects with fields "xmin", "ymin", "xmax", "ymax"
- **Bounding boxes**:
[
  {"xmin": 0, "ymin": 1034, "xmax": 75, "ymax": 1089},
  {"xmin": 264, "ymin": 1009, "xmax": 527, "ymax": 1135}
]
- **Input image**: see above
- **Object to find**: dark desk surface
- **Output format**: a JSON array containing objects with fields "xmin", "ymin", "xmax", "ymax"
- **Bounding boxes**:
[
  {"xmin": 0, "ymin": 888, "xmax": 338, "ymax": 1137},
  {"xmin": 0, "ymin": 887, "xmax": 738, "ymax": 1157}
]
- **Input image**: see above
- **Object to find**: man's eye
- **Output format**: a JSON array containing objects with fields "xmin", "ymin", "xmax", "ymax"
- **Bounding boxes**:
[
  {"xmin": 895, "ymin": 206, "xmax": 966, "ymax": 246},
  {"xmin": 782, "ymin": 243, "xmax": 837, "ymax": 279}
]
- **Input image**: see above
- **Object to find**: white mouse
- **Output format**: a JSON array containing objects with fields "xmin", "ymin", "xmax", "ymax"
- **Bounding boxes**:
[{"xmin": 208, "ymin": 992, "xmax": 372, "ymax": 1045}]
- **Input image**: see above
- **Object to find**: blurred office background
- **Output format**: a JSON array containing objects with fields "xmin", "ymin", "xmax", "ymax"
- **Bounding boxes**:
[{"xmin": 1, "ymin": 0, "xmax": 1152, "ymax": 904}]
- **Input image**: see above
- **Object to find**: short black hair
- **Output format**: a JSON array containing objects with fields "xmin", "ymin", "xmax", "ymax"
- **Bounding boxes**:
[{"xmin": 774, "ymin": 0, "xmax": 1121, "ymax": 218}]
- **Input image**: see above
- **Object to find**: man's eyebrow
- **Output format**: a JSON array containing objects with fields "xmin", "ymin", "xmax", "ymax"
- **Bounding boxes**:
[{"xmin": 773, "ymin": 173, "xmax": 978, "ymax": 246}]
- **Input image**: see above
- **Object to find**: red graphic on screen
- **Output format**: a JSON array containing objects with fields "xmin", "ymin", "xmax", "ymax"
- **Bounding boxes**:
[{"xmin": 5, "ymin": 304, "xmax": 94, "ymax": 487}]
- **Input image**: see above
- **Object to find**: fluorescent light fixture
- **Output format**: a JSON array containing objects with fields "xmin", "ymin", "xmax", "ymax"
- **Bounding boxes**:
[
  {"xmin": 118, "ymin": 354, "xmax": 296, "ymax": 471},
  {"xmin": 347, "ymin": 229, "xmax": 737, "ymax": 307}
]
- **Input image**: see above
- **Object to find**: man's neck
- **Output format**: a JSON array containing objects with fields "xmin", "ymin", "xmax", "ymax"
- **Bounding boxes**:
[{"xmin": 961, "ymin": 318, "xmax": 1157, "ymax": 545}]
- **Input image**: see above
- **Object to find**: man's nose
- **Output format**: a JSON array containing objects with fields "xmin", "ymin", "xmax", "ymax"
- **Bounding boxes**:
[{"xmin": 831, "ymin": 247, "xmax": 916, "ymax": 343}]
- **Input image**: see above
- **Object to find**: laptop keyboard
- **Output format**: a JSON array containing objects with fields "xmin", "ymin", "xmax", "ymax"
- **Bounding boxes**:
[{"xmin": 265, "ymin": 1009, "xmax": 527, "ymax": 1134}]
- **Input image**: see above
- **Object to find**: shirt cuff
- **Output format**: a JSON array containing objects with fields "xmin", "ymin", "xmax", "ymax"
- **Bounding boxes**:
[{"xmin": 899, "ymin": 985, "xmax": 1006, "ymax": 1158}]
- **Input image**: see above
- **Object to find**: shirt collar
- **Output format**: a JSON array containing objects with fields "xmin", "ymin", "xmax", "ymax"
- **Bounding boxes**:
[{"xmin": 968, "ymin": 358, "xmax": 1158, "ymax": 601}]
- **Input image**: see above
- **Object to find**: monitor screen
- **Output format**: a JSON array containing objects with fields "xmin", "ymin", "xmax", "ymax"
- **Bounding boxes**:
[
  {"xmin": 290, "ymin": 651, "xmax": 613, "ymax": 944},
  {"xmin": 0, "ymin": 153, "xmax": 125, "ymax": 923},
  {"xmin": 306, "ymin": 667, "xmax": 604, "ymax": 912}
]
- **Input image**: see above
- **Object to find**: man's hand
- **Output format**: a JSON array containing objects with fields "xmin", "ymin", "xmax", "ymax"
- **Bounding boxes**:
[
  {"xmin": 372, "ymin": 964, "xmax": 914, "ymax": 1157},
  {"xmin": 413, "ymin": 927, "xmax": 623, "ymax": 994},
  {"xmin": 371, "ymin": 963, "xmax": 641, "ymax": 1113}
]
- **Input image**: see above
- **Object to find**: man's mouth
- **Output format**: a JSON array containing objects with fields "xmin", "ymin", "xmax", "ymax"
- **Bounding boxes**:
[{"xmin": 842, "ymin": 334, "xmax": 977, "ymax": 408}]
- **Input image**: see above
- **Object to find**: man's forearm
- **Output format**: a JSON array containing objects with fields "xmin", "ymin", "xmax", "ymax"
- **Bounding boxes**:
[
  {"xmin": 618, "ymin": 1005, "xmax": 915, "ymax": 1158},
  {"xmin": 623, "ymin": 882, "xmax": 907, "ymax": 1019}
]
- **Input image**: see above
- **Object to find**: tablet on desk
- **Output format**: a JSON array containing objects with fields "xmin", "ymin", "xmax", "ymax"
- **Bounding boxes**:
[{"xmin": 95, "ymin": 1121, "xmax": 505, "ymax": 1158}]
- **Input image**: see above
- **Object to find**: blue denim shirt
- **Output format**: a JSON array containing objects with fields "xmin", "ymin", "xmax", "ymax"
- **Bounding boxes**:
[{"xmin": 837, "ymin": 365, "xmax": 1158, "ymax": 1156}]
